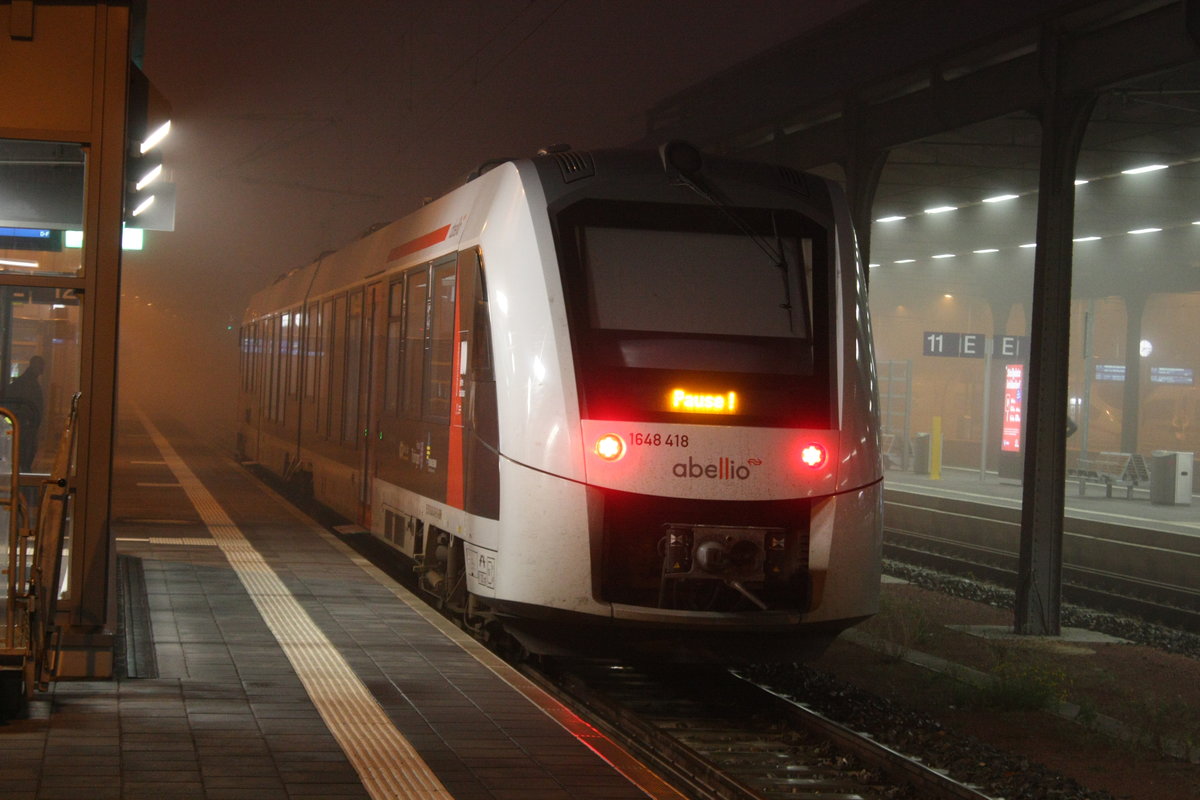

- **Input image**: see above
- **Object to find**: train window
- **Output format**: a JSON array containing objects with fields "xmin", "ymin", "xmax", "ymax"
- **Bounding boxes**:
[
  {"xmin": 554, "ymin": 199, "xmax": 833, "ymax": 426},
  {"xmin": 401, "ymin": 268, "xmax": 429, "ymax": 417},
  {"xmin": 267, "ymin": 315, "xmax": 280, "ymax": 422},
  {"xmin": 0, "ymin": 140, "xmax": 85, "ymax": 277},
  {"xmin": 240, "ymin": 324, "xmax": 252, "ymax": 393},
  {"xmin": 342, "ymin": 291, "xmax": 363, "ymax": 445},
  {"xmin": 469, "ymin": 252, "xmax": 493, "ymax": 381},
  {"xmin": 317, "ymin": 299, "xmax": 333, "ymax": 435},
  {"xmin": 304, "ymin": 302, "xmax": 318, "ymax": 401},
  {"xmin": 425, "ymin": 261, "xmax": 456, "ymax": 421},
  {"xmin": 287, "ymin": 307, "xmax": 301, "ymax": 399},
  {"xmin": 589, "ymin": 228, "xmax": 807, "ymax": 338},
  {"xmin": 330, "ymin": 295, "xmax": 348, "ymax": 440},
  {"xmin": 384, "ymin": 281, "xmax": 404, "ymax": 414},
  {"xmin": 275, "ymin": 313, "xmax": 287, "ymax": 421},
  {"xmin": 557, "ymin": 200, "xmax": 822, "ymax": 372}
]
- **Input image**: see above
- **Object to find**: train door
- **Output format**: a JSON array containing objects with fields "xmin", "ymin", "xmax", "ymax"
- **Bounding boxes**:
[{"xmin": 358, "ymin": 282, "xmax": 383, "ymax": 524}]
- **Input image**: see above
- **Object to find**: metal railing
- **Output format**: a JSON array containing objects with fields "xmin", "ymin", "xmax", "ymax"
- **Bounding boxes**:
[{"xmin": 0, "ymin": 393, "xmax": 79, "ymax": 704}]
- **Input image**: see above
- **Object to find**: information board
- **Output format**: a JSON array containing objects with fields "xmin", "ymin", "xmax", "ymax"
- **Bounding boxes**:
[{"xmin": 1002, "ymin": 364, "xmax": 1024, "ymax": 453}]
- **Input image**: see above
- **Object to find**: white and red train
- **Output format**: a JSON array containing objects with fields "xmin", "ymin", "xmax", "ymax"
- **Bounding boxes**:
[{"xmin": 238, "ymin": 143, "xmax": 883, "ymax": 662}]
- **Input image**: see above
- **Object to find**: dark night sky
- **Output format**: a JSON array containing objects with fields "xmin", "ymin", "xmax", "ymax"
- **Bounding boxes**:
[{"xmin": 119, "ymin": 0, "xmax": 864, "ymax": 426}]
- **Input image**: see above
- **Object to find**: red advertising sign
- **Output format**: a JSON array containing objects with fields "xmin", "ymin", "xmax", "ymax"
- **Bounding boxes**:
[{"xmin": 1002, "ymin": 364, "xmax": 1023, "ymax": 453}]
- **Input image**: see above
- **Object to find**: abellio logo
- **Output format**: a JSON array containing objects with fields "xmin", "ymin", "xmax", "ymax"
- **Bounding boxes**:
[{"xmin": 673, "ymin": 456, "xmax": 762, "ymax": 481}]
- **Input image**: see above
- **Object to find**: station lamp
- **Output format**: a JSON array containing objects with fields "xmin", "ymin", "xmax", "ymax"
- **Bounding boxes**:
[{"xmin": 124, "ymin": 65, "xmax": 176, "ymax": 231}]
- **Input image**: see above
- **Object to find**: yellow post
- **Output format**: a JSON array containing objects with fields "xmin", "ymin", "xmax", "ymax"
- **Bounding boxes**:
[{"xmin": 931, "ymin": 416, "xmax": 943, "ymax": 480}]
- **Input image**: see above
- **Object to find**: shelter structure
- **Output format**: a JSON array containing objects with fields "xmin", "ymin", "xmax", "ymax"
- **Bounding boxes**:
[
  {"xmin": 1, "ymin": 0, "xmax": 153, "ymax": 678},
  {"xmin": 644, "ymin": 0, "xmax": 1200, "ymax": 634}
]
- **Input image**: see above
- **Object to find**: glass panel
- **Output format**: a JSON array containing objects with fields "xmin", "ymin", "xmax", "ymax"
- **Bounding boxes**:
[
  {"xmin": 425, "ymin": 263, "xmax": 456, "ymax": 421},
  {"xmin": 0, "ymin": 288, "xmax": 82, "ymax": 602},
  {"xmin": 318, "ymin": 299, "xmax": 333, "ymax": 435},
  {"xmin": 287, "ymin": 307, "xmax": 300, "ymax": 399},
  {"xmin": 0, "ymin": 140, "xmax": 85, "ymax": 277},
  {"xmin": 0, "ymin": 288, "xmax": 82, "ymax": 476},
  {"xmin": 330, "ymin": 295, "xmax": 347, "ymax": 439},
  {"xmin": 304, "ymin": 302, "xmax": 318, "ymax": 400},
  {"xmin": 342, "ymin": 292, "xmax": 363, "ymax": 445},
  {"xmin": 557, "ymin": 201, "xmax": 819, "ymax": 379},
  {"xmin": 385, "ymin": 281, "xmax": 403, "ymax": 414},
  {"xmin": 402, "ymin": 268, "xmax": 429, "ymax": 417},
  {"xmin": 581, "ymin": 226, "xmax": 809, "ymax": 338}
]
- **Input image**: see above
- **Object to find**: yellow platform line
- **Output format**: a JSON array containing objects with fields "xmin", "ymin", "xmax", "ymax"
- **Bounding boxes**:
[{"xmin": 136, "ymin": 410, "xmax": 450, "ymax": 800}]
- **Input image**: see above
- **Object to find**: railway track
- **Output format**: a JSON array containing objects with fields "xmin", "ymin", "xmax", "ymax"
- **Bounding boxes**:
[
  {"xmin": 883, "ymin": 528, "xmax": 1200, "ymax": 632},
  {"xmin": 527, "ymin": 658, "xmax": 998, "ymax": 800},
  {"xmin": 883, "ymin": 488, "xmax": 1200, "ymax": 633}
]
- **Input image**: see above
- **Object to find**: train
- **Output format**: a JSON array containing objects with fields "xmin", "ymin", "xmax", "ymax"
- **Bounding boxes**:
[{"xmin": 237, "ymin": 142, "xmax": 883, "ymax": 663}]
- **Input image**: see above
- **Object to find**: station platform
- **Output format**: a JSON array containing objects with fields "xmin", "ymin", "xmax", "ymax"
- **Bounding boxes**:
[
  {"xmin": 883, "ymin": 462, "xmax": 1200, "ymax": 537},
  {"xmin": 0, "ymin": 412, "xmax": 676, "ymax": 800}
]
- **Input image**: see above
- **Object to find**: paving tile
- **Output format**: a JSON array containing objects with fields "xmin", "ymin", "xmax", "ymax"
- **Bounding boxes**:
[{"xmin": 46, "ymin": 424, "xmax": 653, "ymax": 800}]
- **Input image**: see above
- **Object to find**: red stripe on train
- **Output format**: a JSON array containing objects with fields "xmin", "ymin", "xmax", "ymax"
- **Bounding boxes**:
[{"xmin": 387, "ymin": 224, "xmax": 452, "ymax": 262}]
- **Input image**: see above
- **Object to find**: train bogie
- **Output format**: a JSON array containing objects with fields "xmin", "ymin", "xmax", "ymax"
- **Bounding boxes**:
[{"xmin": 239, "ymin": 143, "xmax": 883, "ymax": 663}]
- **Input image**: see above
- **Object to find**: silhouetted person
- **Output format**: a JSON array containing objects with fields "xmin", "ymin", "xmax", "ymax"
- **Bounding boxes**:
[{"xmin": 8, "ymin": 355, "xmax": 44, "ymax": 472}]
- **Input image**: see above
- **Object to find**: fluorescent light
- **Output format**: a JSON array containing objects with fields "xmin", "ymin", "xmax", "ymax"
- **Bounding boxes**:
[
  {"xmin": 1122, "ymin": 164, "xmax": 1167, "ymax": 175},
  {"xmin": 1074, "ymin": 179, "xmax": 1090, "ymax": 185},
  {"xmin": 135, "ymin": 163, "xmax": 163, "ymax": 191},
  {"xmin": 1073, "ymin": 235, "xmax": 1102, "ymax": 242},
  {"xmin": 65, "ymin": 230, "xmax": 84, "ymax": 248},
  {"xmin": 932, "ymin": 253, "xmax": 956, "ymax": 259},
  {"xmin": 140, "ymin": 120, "xmax": 171, "ymax": 153},
  {"xmin": 1193, "ymin": 221, "xmax": 1200, "ymax": 226},
  {"xmin": 924, "ymin": 205, "xmax": 958, "ymax": 214},
  {"xmin": 131, "ymin": 195, "xmax": 156, "ymax": 217},
  {"xmin": 1019, "ymin": 242, "xmax": 1037, "ymax": 249},
  {"xmin": 875, "ymin": 215, "xmax": 906, "ymax": 223},
  {"xmin": 894, "ymin": 259, "xmax": 915, "ymax": 264},
  {"xmin": 973, "ymin": 248, "xmax": 999, "ymax": 254},
  {"xmin": 0, "ymin": 258, "xmax": 38, "ymax": 268},
  {"xmin": 943, "ymin": 294, "xmax": 953, "ymax": 299},
  {"xmin": 122, "ymin": 227, "xmax": 145, "ymax": 250},
  {"xmin": 982, "ymin": 194, "xmax": 1018, "ymax": 203},
  {"xmin": 868, "ymin": 263, "xmax": 881, "ymax": 268},
  {"xmin": 1128, "ymin": 227, "xmax": 1162, "ymax": 235}
]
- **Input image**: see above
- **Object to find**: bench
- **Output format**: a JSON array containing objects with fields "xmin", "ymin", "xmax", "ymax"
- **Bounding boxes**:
[{"xmin": 1068, "ymin": 452, "xmax": 1150, "ymax": 498}]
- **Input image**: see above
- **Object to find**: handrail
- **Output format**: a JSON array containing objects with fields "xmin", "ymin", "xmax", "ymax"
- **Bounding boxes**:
[
  {"xmin": 0, "ymin": 406, "xmax": 20, "ymax": 654},
  {"xmin": 0, "ymin": 392, "xmax": 80, "ymax": 702}
]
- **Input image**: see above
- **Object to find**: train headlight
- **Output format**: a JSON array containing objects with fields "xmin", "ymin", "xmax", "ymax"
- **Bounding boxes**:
[
  {"xmin": 594, "ymin": 433, "xmax": 626, "ymax": 462},
  {"xmin": 800, "ymin": 443, "xmax": 827, "ymax": 469}
]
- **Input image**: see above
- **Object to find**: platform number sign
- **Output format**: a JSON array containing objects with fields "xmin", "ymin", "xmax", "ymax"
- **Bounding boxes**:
[
  {"xmin": 923, "ymin": 331, "xmax": 985, "ymax": 358},
  {"xmin": 923, "ymin": 332, "xmax": 1027, "ymax": 359}
]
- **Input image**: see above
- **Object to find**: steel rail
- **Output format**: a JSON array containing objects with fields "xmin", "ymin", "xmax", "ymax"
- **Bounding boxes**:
[
  {"xmin": 883, "ymin": 528, "xmax": 1200, "ymax": 631},
  {"xmin": 530, "ymin": 659, "xmax": 1003, "ymax": 800}
]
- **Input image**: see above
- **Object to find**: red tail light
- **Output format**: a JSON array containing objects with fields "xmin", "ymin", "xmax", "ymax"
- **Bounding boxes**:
[
  {"xmin": 800, "ymin": 443, "xmax": 827, "ymax": 469},
  {"xmin": 594, "ymin": 433, "xmax": 626, "ymax": 462}
]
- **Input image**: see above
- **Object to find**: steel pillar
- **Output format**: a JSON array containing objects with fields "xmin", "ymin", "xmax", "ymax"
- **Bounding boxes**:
[{"xmin": 1015, "ymin": 37, "xmax": 1096, "ymax": 636}]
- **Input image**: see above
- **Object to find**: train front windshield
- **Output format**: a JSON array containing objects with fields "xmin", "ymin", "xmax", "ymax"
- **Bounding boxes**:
[{"xmin": 556, "ymin": 199, "xmax": 834, "ymax": 427}]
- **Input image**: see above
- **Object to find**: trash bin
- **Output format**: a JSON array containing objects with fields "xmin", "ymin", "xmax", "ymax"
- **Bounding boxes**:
[
  {"xmin": 912, "ymin": 433, "xmax": 931, "ymax": 475},
  {"xmin": 1150, "ymin": 451, "xmax": 1193, "ymax": 505}
]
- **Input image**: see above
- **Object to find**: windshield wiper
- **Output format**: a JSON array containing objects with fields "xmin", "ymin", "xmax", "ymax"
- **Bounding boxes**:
[{"xmin": 659, "ymin": 141, "xmax": 796, "ymax": 332}]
